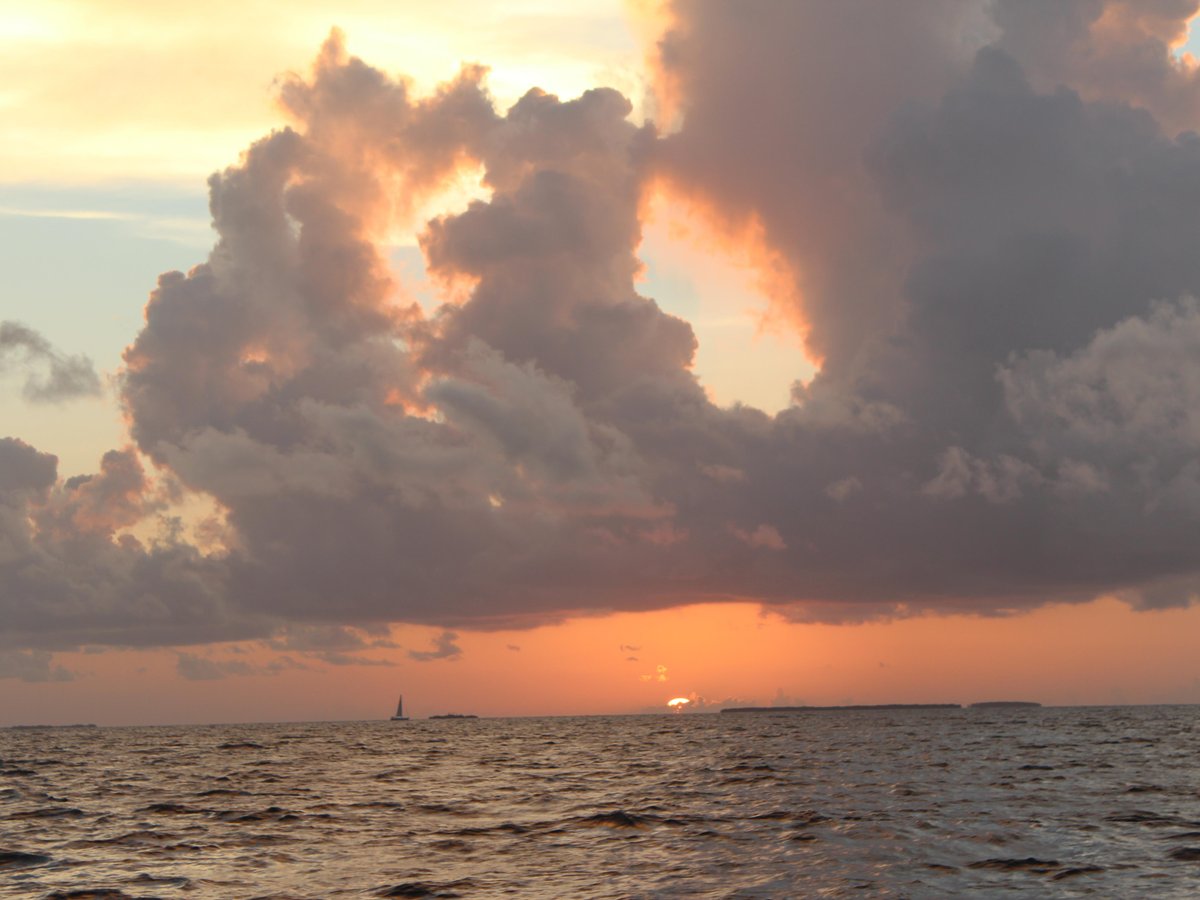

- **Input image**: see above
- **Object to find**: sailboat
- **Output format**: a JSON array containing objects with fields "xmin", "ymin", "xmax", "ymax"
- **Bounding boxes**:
[{"xmin": 390, "ymin": 694, "xmax": 409, "ymax": 721}]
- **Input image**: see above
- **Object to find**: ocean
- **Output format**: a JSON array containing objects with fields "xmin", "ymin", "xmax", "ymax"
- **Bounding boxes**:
[{"xmin": 2, "ymin": 706, "xmax": 1199, "ymax": 898}]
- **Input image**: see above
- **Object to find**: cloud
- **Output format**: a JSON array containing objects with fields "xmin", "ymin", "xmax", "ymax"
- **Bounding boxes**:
[
  {"xmin": 264, "ymin": 625, "xmax": 396, "ymax": 666},
  {"xmin": 824, "ymin": 476, "xmax": 862, "ymax": 502},
  {"xmin": 175, "ymin": 652, "xmax": 255, "ymax": 680},
  {"xmin": 5, "ymin": 7, "xmax": 1200, "ymax": 653},
  {"xmin": 730, "ymin": 524, "xmax": 786, "ymax": 551},
  {"xmin": 990, "ymin": 0, "xmax": 1200, "ymax": 134},
  {"xmin": 174, "ymin": 650, "xmax": 310, "ymax": 679},
  {"xmin": 1000, "ymin": 298, "xmax": 1200, "ymax": 459},
  {"xmin": 408, "ymin": 630, "xmax": 463, "ymax": 662},
  {"xmin": 0, "ymin": 649, "xmax": 75, "ymax": 682},
  {"xmin": 699, "ymin": 463, "xmax": 745, "ymax": 483},
  {"xmin": 0, "ymin": 321, "xmax": 101, "ymax": 402},
  {"xmin": 266, "ymin": 624, "xmax": 371, "ymax": 653},
  {"xmin": 922, "ymin": 447, "xmax": 1040, "ymax": 503},
  {"xmin": 311, "ymin": 653, "xmax": 395, "ymax": 667},
  {"xmin": 0, "ymin": 437, "xmax": 57, "ymax": 496}
]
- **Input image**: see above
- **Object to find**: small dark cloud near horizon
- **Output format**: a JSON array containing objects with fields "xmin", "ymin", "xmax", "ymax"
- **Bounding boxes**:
[
  {"xmin": 506, "ymin": 644, "xmax": 521, "ymax": 652},
  {"xmin": 311, "ymin": 652, "xmax": 395, "ymax": 667},
  {"xmin": 4, "ymin": 1, "xmax": 1200, "ymax": 654},
  {"xmin": 175, "ymin": 652, "xmax": 256, "ymax": 681},
  {"xmin": 0, "ymin": 649, "xmax": 76, "ymax": 683},
  {"xmin": 175, "ymin": 651, "xmax": 309, "ymax": 680},
  {"xmin": 408, "ymin": 631, "xmax": 462, "ymax": 663},
  {"xmin": 265, "ymin": 624, "xmax": 398, "ymax": 663}
]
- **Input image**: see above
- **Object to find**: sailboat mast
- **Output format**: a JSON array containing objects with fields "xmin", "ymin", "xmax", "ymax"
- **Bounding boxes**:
[{"xmin": 395, "ymin": 694, "xmax": 404, "ymax": 718}]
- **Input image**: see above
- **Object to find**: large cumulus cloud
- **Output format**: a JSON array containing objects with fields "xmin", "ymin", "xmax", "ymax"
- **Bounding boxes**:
[{"xmin": 4, "ymin": 1, "xmax": 1200, "ymax": 651}]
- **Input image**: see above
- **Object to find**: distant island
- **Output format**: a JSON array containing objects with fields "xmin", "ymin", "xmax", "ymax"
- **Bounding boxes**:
[
  {"xmin": 969, "ymin": 701, "xmax": 1042, "ymax": 708},
  {"xmin": 721, "ymin": 704, "xmax": 961, "ymax": 713},
  {"xmin": 429, "ymin": 714, "xmax": 479, "ymax": 719}
]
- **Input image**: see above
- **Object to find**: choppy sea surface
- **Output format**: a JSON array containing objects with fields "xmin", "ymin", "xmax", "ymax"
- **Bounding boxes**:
[{"xmin": 3, "ymin": 706, "xmax": 1199, "ymax": 898}]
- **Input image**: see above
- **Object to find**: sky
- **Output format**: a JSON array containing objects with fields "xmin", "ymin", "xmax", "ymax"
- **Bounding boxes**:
[{"xmin": 3, "ymin": 0, "xmax": 1200, "ymax": 725}]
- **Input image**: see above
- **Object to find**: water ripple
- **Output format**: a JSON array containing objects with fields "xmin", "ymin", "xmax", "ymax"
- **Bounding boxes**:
[{"xmin": 2, "ymin": 707, "xmax": 1199, "ymax": 897}]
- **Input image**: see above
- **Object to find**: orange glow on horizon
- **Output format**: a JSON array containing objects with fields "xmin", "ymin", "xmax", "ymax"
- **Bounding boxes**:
[{"xmin": 7, "ymin": 596, "xmax": 1200, "ymax": 727}]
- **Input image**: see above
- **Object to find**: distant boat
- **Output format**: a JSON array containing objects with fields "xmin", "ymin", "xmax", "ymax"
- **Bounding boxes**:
[
  {"xmin": 390, "ymin": 695, "xmax": 409, "ymax": 721},
  {"xmin": 429, "ymin": 713, "xmax": 478, "ymax": 720}
]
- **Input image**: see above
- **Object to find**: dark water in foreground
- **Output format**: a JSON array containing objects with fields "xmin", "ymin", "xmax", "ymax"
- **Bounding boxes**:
[{"xmin": 2, "ymin": 707, "xmax": 1199, "ymax": 898}]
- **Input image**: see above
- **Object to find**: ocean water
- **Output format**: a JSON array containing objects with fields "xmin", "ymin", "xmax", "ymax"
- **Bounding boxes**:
[{"xmin": 2, "ymin": 706, "xmax": 1199, "ymax": 898}]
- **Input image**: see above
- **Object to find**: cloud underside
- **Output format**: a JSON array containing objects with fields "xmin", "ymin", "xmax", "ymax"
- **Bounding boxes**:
[{"xmin": 4, "ymin": 1, "xmax": 1200, "ymax": 652}]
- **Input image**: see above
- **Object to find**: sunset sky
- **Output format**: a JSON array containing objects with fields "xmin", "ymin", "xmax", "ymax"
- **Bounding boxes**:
[{"xmin": 4, "ymin": 1, "xmax": 1200, "ymax": 725}]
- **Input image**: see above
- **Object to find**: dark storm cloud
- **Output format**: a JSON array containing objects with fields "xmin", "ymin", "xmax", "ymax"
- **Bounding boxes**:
[
  {"xmin": 991, "ymin": 0, "xmax": 1200, "ymax": 133},
  {"xmin": 653, "ymin": 0, "xmax": 982, "ymax": 375},
  {"xmin": 4, "ymin": 4, "xmax": 1200, "ymax": 652},
  {"xmin": 642, "ymin": 0, "xmax": 1200, "ymax": 616},
  {"xmin": 0, "ymin": 321, "xmax": 101, "ymax": 402},
  {"xmin": 0, "ymin": 437, "xmax": 57, "ymax": 494},
  {"xmin": 1, "ymin": 438, "xmax": 267, "ymax": 651}
]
